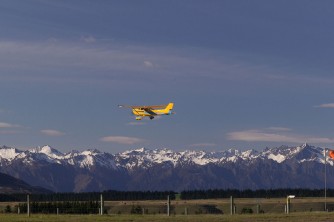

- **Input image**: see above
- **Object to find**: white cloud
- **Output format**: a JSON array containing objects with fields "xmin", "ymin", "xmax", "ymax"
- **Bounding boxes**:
[
  {"xmin": 315, "ymin": 103, "xmax": 334, "ymax": 108},
  {"xmin": 227, "ymin": 128, "xmax": 334, "ymax": 144},
  {"xmin": 0, "ymin": 122, "xmax": 20, "ymax": 128},
  {"xmin": 100, "ymin": 136, "xmax": 146, "ymax": 144},
  {"xmin": 41, "ymin": 129, "xmax": 65, "ymax": 136}
]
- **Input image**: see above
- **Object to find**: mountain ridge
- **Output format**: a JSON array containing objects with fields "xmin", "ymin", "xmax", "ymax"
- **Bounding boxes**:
[{"xmin": 0, "ymin": 143, "xmax": 331, "ymax": 192}]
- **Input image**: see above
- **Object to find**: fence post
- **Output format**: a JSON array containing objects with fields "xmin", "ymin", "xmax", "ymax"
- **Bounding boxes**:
[
  {"xmin": 167, "ymin": 195, "xmax": 170, "ymax": 216},
  {"xmin": 230, "ymin": 196, "xmax": 234, "ymax": 215},
  {"xmin": 27, "ymin": 194, "xmax": 30, "ymax": 217},
  {"xmin": 17, "ymin": 207, "xmax": 20, "ymax": 214},
  {"xmin": 185, "ymin": 207, "xmax": 188, "ymax": 215},
  {"xmin": 100, "ymin": 194, "xmax": 104, "ymax": 215}
]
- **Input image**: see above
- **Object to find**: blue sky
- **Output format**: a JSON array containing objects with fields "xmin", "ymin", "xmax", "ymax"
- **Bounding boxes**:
[{"xmin": 1, "ymin": 0, "xmax": 334, "ymax": 153}]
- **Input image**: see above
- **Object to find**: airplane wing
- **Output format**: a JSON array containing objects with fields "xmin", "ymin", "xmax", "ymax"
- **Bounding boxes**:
[
  {"xmin": 118, "ymin": 104, "xmax": 167, "ymax": 109},
  {"xmin": 128, "ymin": 104, "xmax": 168, "ymax": 109},
  {"xmin": 143, "ymin": 108, "xmax": 157, "ymax": 115}
]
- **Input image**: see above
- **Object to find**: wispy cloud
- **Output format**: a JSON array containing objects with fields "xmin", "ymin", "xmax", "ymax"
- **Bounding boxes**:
[
  {"xmin": 100, "ymin": 136, "xmax": 146, "ymax": 145},
  {"xmin": 143, "ymin": 60, "xmax": 154, "ymax": 68},
  {"xmin": 0, "ymin": 122, "xmax": 22, "ymax": 134},
  {"xmin": 41, "ymin": 129, "xmax": 65, "ymax": 136},
  {"xmin": 227, "ymin": 128, "xmax": 334, "ymax": 144},
  {"xmin": 0, "ymin": 39, "xmax": 275, "ymax": 87},
  {"xmin": 315, "ymin": 103, "xmax": 334, "ymax": 108},
  {"xmin": 266, "ymin": 127, "xmax": 292, "ymax": 131},
  {"xmin": 80, "ymin": 36, "xmax": 96, "ymax": 43},
  {"xmin": 2, "ymin": 39, "xmax": 331, "ymax": 98},
  {"xmin": 266, "ymin": 74, "xmax": 334, "ymax": 86},
  {"xmin": 0, "ymin": 122, "xmax": 21, "ymax": 128},
  {"xmin": 190, "ymin": 143, "xmax": 216, "ymax": 147},
  {"xmin": 0, "ymin": 40, "xmax": 191, "ymax": 87}
]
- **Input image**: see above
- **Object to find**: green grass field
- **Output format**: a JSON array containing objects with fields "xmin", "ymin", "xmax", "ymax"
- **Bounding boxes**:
[{"xmin": 1, "ymin": 213, "xmax": 334, "ymax": 222}]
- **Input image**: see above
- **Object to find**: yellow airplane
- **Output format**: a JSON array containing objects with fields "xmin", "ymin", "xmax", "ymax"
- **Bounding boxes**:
[{"xmin": 118, "ymin": 102, "xmax": 174, "ymax": 120}]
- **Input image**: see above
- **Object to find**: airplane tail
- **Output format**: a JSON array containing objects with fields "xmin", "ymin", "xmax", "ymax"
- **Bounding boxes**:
[{"xmin": 164, "ymin": 102, "xmax": 174, "ymax": 114}]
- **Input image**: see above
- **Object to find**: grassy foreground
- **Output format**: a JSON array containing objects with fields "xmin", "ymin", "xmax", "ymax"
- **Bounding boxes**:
[
  {"xmin": 1, "ymin": 212, "xmax": 334, "ymax": 222},
  {"xmin": 1, "ymin": 197, "xmax": 333, "ymax": 221}
]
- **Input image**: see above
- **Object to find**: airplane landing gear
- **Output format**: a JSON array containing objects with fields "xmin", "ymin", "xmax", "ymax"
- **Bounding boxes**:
[{"xmin": 150, "ymin": 116, "xmax": 154, "ymax": 120}]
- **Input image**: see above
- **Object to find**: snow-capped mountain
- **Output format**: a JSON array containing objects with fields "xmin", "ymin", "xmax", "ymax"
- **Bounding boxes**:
[
  {"xmin": 114, "ymin": 143, "xmax": 328, "ymax": 168},
  {"xmin": 0, "ymin": 145, "xmax": 117, "ymax": 169},
  {"xmin": 0, "ymin": 143, "xmax": 332, "ymax": 192}
]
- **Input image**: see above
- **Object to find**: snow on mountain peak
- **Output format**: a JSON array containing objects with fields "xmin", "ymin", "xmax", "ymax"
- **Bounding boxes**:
[
  {"xmin": 81, "ymin": 149, "xmax": 102, "ymax": 156},
  {"xmin": 0, "ymin": 146, "xmax": 21, "ymax": 160},
  {"xmin": 227, "ymin": 148, "xmax": 240, "ymax": 156},
  {"xmin": 30, "ymin": 145, "xmax": 64, "ymax": 159},
  {"xmin": 78, "ymin": 155, "xmax": 94, "ymax": 168},
  {"xmin": 267, "ymin": 153, "xmax": 286, "ymax": 163},
  {"xmin": 114, "ymin": 145, "xmax": 329, "ymax": 168},
  {"xmin": 120, "ymin": 147, "xmax": 148, "ymax": 156},
  {"xmin": 134, "ymin": 147, "xmax": 146, "ymax": 152},
  {"xmin": 182, "ymin": 150, "xmax": 216, "ymax": 165},
  {"xmin": 262, "ymin": 144, "xmax": 327, "ymax": 164},
  {"xmin": 0, "ymin": 144, "xmax": 330, "ymax": 170},
  {"xmin": 240, "ymin": 149, "xmax": 259, "ymax": 160}
]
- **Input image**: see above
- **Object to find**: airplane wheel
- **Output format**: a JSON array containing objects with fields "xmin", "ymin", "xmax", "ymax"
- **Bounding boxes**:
[{"xmin": 150, "ymin": 116, "xmax": 154, "ymax": 120}]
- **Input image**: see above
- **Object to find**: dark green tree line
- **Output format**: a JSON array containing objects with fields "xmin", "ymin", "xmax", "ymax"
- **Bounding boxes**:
[
  {"xmin": 0, "ymin": 190, "xmax": 175, "ymax": 202},
  {"xmin": 16, "ymin": 201, "xmax": 99, "ymax": 214}
]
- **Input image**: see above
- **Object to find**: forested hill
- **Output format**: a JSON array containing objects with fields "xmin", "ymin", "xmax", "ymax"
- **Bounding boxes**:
[{"xmin": 0, "ymin": 172, "xmax": 51, "ymax": 194}]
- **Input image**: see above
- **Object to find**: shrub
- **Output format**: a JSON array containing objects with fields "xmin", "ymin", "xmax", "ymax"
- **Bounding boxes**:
[{"xmin": 241, "ymin": 207, "xmax": 253, "ymax": 214}]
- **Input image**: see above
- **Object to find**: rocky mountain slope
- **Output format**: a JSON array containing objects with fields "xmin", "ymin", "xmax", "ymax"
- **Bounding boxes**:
[{"xmin": 0, "ymin": 171, "xmax": 51, "ymax": 194}]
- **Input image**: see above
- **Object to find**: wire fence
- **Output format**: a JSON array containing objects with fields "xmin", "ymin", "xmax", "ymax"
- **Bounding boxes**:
[{"xmin": 0, "ymin": 197, "xmax": 333, "ymax": 215}]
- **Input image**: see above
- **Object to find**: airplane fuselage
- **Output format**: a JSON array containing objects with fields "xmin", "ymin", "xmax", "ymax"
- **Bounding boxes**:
[
  {"xmin": 131, "ymin": 102, "xmax": 174, "ymax": 120},
  {"xmin": 132, "ymin": 108, "xmax": 172, "ymax": 117}
]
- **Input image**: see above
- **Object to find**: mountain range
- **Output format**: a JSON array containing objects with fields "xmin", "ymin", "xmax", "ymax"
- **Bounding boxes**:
[{"xmin": 0, "ymin": 143, "xmax": 332, "ymax": 192}]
